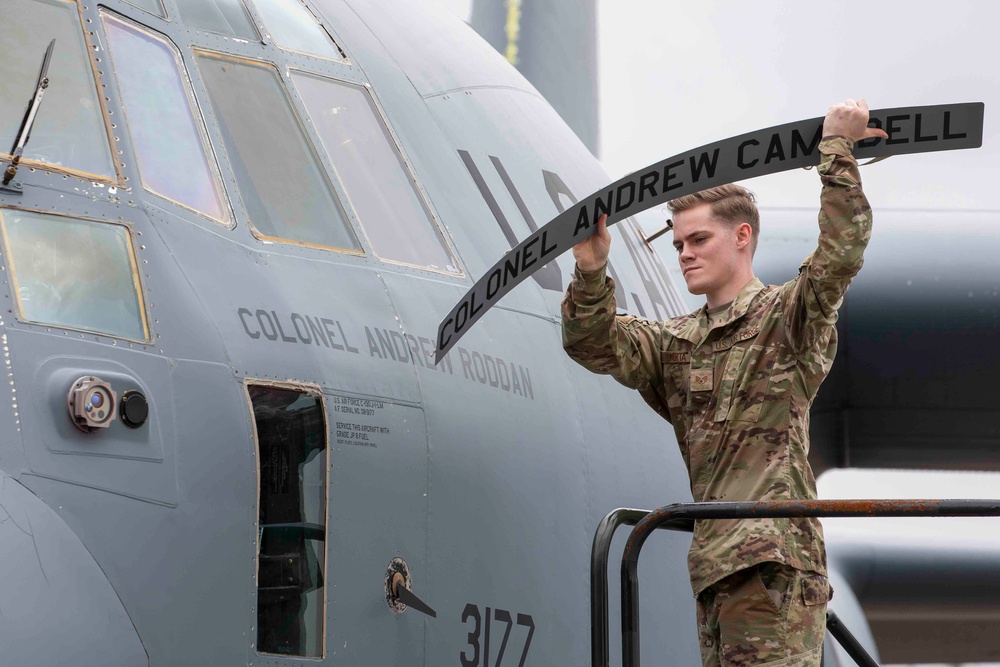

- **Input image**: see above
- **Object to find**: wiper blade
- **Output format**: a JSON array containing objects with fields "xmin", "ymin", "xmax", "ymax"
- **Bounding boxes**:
[{"xmin": 3, "ymin": 38, "xmax": 56, "ymax": 190}]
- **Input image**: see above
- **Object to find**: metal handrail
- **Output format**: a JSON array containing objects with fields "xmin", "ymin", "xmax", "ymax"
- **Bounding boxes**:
[
  {"xmin": 591, "ymin": 498, "xmax": 1000, "ymax": 667},
  {"xmin": 591, "ymin": 509, "xmax": 649, "ymax": 667},
  {"xmin": 826, "ymin": 610, "xmax": 878, "ymax": 667},
  {"xmin": 590, "ymin": 508, "xmax": 694, "ymax": 667}
]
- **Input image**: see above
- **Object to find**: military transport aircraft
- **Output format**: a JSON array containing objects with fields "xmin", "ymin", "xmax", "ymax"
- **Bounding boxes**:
[
  {"xmin": 0, "ymin": 0, "xmax": 699, "ymax": 664},
  {"xmin": 0, "ymin": 0, "xmax": 992, "ymax": 666}
]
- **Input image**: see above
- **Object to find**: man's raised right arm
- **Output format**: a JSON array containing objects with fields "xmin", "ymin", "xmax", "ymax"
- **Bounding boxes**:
[{"xmin": 561, "ymin": 215, "xmax": 663, "ymax": 392}]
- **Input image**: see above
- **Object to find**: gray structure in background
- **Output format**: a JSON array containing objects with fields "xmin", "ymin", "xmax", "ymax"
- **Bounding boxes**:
[{"xmin": 470, "ymin": 0, "xmax": 600, "ymax": 155}]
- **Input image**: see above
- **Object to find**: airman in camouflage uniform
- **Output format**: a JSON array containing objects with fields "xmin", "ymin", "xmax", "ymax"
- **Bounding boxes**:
[{"xmin": 562, "ymin": 100, "xmax": 887, "ymax": 666}]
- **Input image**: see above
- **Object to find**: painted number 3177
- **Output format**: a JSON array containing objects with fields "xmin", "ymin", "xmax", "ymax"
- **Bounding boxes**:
[{"xmin": 460, "ymin": 604, "xmax": 535, "ymax": 667}]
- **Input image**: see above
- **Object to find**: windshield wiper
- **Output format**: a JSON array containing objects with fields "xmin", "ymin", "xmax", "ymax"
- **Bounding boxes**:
[{"xmin": 2, "ymin": 39, "xmax": 56, "ymax": 192}]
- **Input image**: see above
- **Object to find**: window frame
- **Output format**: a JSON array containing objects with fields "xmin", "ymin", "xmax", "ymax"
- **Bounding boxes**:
[
  {"xmin": 172, "ymin": 0, "xmax": 259, "ymax": 42},
  {"xmin": 244, "ymin": 378, "xmax": 330, "ymax": 660},
  {"xmin": 193, "ymin": 49, "xmax": 365, "ymax": 255},
  {"xmin": 99, "ymin": 10, "xmax": 233, "ymax": 226},
  {"xmin": 0, "ymin": 0, "xmax": 124, "ymax": 185},
  {"xmin": 250, "ymin": 0, "xmax": 348, "ymax": 64},
  {"xmin": 120, "ymin": 0, "xmax": 167, "ymax": 20},
  {"xmin": 0, "ymin": 205, "xmax": 152, "ymax": 343},
  {"xmin": 289, "ymin": 68, "xmax": 464, "ymax": 277}
]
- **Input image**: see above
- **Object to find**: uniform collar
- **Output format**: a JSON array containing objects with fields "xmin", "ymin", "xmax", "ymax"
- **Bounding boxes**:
[
  {"xmin": 662, "ymin": 311, "xmax": 702, "ymax": 344},
  {"xmin": 717, "ymin": 277, "xmax": 766, "ymax": 327},
  {"xmin": 662, "ymin": 277, "xmax": 765, "ymax": 344}
]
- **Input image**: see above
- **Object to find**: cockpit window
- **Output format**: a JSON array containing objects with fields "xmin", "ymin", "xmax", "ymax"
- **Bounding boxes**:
[
  {"xmin": 251, "ymin": 0, "xmax": 345, "ymax": 61},
  {"xmin": 122, "ymin": 0, "xmax": 165, "ymax": 19},
  {"xmin": 0, "ymin": 209, "xmax": 148, "ymax": 341},
  {"xmin": 291, "ymin": 72, "xmax": 460, "ymax": 273},
  {"xmin": 247, "ymin": 383, "xmax": 327, "ymax": 659},
  {"xmin": 174, "ymin": 0, "xmax": 257, "ymax": 41},
  {"xmin": 102, "ymin": 13, "xmax": 230, "ymax": 224},
  {"xmin": 195, "ymin": 53, "xmax": 360, "ymax": 252},
  {"xmin": 0, "ymin": 0, "xmax": 117, "ymax": 181}
]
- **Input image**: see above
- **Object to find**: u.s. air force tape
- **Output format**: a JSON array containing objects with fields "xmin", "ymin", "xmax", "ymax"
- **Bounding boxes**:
[{"xmin": 435, "ymin": 102, "xmax": 984, "ymax": 361}]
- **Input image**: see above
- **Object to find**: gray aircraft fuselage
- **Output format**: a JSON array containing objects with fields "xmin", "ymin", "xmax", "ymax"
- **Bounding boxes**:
[
  {"xmin": 0, "ymin": 0, "xmax": 703, "ymax": 665},
  {"xmin": 0, "ymin": 1, "xmax": 884, "ymax": 666}
]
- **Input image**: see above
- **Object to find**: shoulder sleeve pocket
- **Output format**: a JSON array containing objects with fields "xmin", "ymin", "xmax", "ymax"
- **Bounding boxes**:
[{"xmin": 800, "ymin": 572, "xmax": 832, "ymax": 606}]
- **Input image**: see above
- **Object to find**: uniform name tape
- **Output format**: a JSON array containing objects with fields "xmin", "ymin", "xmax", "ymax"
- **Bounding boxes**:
[{"xmin": 435, "ymin": 102, "xmax": 984, "ymax": 361}]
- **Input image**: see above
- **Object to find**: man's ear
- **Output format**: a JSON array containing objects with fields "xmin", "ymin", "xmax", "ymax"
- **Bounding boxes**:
[{"xmin": 735, "ymin": 222, "xmax": 753, "ymax": 250}]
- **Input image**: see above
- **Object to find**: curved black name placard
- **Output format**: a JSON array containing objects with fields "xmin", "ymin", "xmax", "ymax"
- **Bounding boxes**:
[{"xmin": 435, "ymin": 102, "xmax": 984, "ymax": 361}]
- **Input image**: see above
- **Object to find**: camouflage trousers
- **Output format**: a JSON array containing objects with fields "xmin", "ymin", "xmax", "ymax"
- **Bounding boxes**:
[{"xmin": 696, "ymin": 562, "xmax": 830, "ymax": 667}]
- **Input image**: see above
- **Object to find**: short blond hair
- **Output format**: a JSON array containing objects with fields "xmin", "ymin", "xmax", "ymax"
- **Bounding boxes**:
[{"xmin": 667, "ymin": 184, "xmax": 759, "ymax": 254}]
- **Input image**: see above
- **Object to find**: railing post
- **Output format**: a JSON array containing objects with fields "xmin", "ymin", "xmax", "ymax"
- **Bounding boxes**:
[
  {"xmin": 827, "ymin": 611, "xmax": 879, "ymax": 667},
  {"xmin": 620, "ymin": 504, "xmax": 691, "ymax": 667},
  {"xmin": 590, "ymin": 509, "xmax": 648, "ymax": 667}
]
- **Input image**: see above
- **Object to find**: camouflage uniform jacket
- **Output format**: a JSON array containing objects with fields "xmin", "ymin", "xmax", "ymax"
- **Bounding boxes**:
[{"xmin": 562, "ymin": 136, "xmax": 871, "ymax": 596}]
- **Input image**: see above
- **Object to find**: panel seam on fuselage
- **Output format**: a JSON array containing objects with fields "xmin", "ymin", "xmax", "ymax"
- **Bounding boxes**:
[
  {"xmin": 492, "ymin": 305, "xmax": 559, "ymax": 324},
  {"xmin": 421, "ymin": 84, "xmax": 544, "ymax": 101}
]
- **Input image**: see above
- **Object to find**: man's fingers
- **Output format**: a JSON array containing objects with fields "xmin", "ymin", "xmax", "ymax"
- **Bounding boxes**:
[
  {"xmin": 596, "ymin": 213, "xmax": 610, "ymax": 239},
  {"xmin": 824, "ymin": 97, "xmax": 883, "ymax": 142},
  {"xmin": 572, "ymin": 213, "xmax": 611, "ymax": 271}
]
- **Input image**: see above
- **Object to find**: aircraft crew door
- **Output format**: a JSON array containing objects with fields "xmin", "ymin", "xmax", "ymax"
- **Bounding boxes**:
[
  {"xmin": 247, "ymin": 381, "xmax": 431, "ymax": 664},
  {"xmin": 248, "ymin": 383, "xmax": 330, "ymax": 659}
]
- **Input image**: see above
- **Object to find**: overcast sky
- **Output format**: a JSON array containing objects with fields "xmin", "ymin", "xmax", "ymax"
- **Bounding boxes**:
[{"xmin": 438, "ymin": 0, "xmax": 999, "ymax": 214}]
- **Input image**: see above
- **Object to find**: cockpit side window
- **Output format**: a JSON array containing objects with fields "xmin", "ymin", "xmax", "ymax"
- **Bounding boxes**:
[
  {"xmin": 0, "ymin": 208, "xmax": 148, "ymax": 341},
  {"xmin": 0, "ymin": 0, "xmax": 117, "ymax": 181},
  {"xmin": 250, "ymin": 0, "xmax": 346, "ymax": 61},
  {"xmin": 101, "ymin": 13, "xmax": 230, "ymax": 224},
  {"xmin": 195, "ymin": 53, "xmax": 361, "ymax": 252},
  {"xmin": 291, "ymin": 72, "xmax": 461, "ymax": 273},
  {"xmin": 174, "ymin": 0, "xmax": 257, "ymax": 40},
  {"xmin": 247, "ymin": 383, "xmax": 328, "ymax": 659}
]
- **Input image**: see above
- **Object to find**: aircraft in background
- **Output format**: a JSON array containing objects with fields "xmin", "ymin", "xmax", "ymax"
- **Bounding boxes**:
[
  {"xmin": 468, "ymin": 0, "xmax": 600, "ymax": 155},
  {"xmin": 0, "ymin": 0, "xmax": 993, "ymax": 666}
]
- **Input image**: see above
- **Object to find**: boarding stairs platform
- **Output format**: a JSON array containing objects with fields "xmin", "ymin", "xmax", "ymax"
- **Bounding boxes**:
[{"xmin": 592, "ymin": 499, "xmax": 1000, "ymax": 667}]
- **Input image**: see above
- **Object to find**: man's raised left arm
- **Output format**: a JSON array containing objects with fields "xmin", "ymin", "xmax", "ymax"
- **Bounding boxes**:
[{"xmin": 784, "ymin": 98, "xmax": 888, "ymax": 357}]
